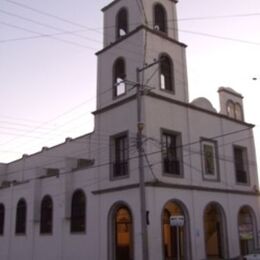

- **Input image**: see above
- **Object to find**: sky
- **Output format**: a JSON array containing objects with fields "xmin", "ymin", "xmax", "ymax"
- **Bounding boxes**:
[{"xmin": 0, "ymin": 0, "xmax": 260, "ymax": 173}]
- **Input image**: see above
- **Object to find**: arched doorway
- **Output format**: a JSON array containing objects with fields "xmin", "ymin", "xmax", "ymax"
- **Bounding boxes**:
[
  {"xmin": 109, "ymin": 203, "xmax": 133, "ymax": 260},
  {"xmin": 204, "ymin": 202, "xmax": 228, "ymax": 259},
  {"xmin": 238, "ymin": 206, "xmax": 257, "ymax": 255},
  {"xmin": 162, "ymin": 200, "xmax": 191, "ymax": 260}
]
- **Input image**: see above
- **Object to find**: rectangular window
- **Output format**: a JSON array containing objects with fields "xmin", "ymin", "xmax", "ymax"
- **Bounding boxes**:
[
  {"xmin": 46, "ymin": 168, "xmax": 59, "ymax": 177},
  {"xmin": 75, "ymin": 159, "xmax": 94, "ymax": 170},
  {"xmin": 162, "ymin": 131, "xmax": 182, "ymax": 176},
  {"xmin": 234, "ymin": 146, "xmax": 249, "ymax": 184},
  {"xmin": 201, "ymin": 139, "xmax": 219, "ymax": 181},
  {"xmin": 111, "ymin": 133, "xmax": 129, "ymax": 178}
]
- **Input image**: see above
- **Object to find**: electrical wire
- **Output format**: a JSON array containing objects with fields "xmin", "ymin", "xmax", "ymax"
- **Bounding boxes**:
[
  {"xmin": 0, "ymin": 157, "xmax": 148, "ymax": 215},
  {"xmin": 178, "ymin": 28, "xmax": 260, "ymax": 46},
  {"xmin": 0, "ymin": 84, "xmax": 117, "ymax": 147},
  {"xmin": 1, "ymin": 126, "xmax": 255, "ymax": 179},
  {"xmin": 3, "ymin": 0, "xmax": 260, "ymax": 28},
  {"xmin": 0, "ymin": 21, "xmax": 97, "ymax": 50},
  {"xmin": 0, "ymin": 128, "xmax": 257, "ymax": 217},
  {"xmin": 0, "ymin": 128, "xmax": 257, "ymax": 238},
  {"xmin": 1, "ymin": 0, "xmax": 97, "ymax": 32},
  {"xmin": 177, "ymin": 13, "xmax": 260, "ymax": 22},
  {"xmin": 1, "ymin": 5, "xmax": 259, "ymax": 51},
  {"xmin": 1, "ymin": 3, "xmax": 259, "ymax": 49},
  {"xmin": 1, "ymin": 2, "xmax": 259, "ymax": 162},
  {"xmin": 0, "ymin": 8, "xmax": 101, "ymax": 44}
]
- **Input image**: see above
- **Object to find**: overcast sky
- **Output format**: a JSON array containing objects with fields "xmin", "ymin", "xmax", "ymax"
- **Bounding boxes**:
[{"xmin": 1, "ymin": 0, "xmax": 260, "ymax": 175}]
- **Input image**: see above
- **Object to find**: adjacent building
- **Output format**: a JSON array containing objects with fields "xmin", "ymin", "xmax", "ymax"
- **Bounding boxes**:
[{"xmin": 0, "ymin": 0, "xmax": 259, "ymax": 259}]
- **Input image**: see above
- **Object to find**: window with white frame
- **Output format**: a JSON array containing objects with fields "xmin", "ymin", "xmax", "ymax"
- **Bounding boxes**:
[
  {"xmin": 234, "ymin": 146, "xmax": 249, "ymax": 184},
  {"xmin": 111, "ymin": 133, "xmax": 129, "ymax": 178},
  {"xmin": 162, "ymin": 131, "xmax": 182, "ymax": 176},
  {"xmin": 201, "ymin": 139, "xmax": 219, "ymax": 181}
]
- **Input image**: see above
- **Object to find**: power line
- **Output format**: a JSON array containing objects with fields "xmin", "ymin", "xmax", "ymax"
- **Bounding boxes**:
[
  {"xmin": 149, "ymin": 134, "xmax": 257, "ymax": 167},
  {"xmin": 177, "ymin": 13, "xmax": 260, "ymax": 22},
  {"xmin": 2, "ymin": 19, "xmax": 259, "ymax": 50},
  {"xmin": 0, "ymin": 8, "xmax": 101, "ymax": 44},
  {"xmin": 1, "ymin": 7, "xmax": 258, "ymax": 77},
  {"xmin": 0, "ymin": 15, "xmax": 185, "ymax": 71},
  {"xmin": 0, "ymin": 114, "xmax": 53, "ymax": 124},
  {"xmin": 0, "ymin": 128, "xmax": 256, "ymax": 216},
  {"xmin": 178, "ymin": 28, "xmax": 260, "ymax": 46},
  {"xmin": 3, "ymin": 128, "xmax": 256, "ymax": 176},
  {"xmin": 0, "ymin": 29, "xmax": 90, "ymax": 44},
  {"xmin": 1, "ymin": 1, "xmax": 258, "ymax": 161},
  {"xmin": 0, "ymin": 130, "xmax": 140, "ymax": 166},
  {"xmin": 0, "ymin": 158, "xmax": 148, "ymax": 216},
  {"xmin": 1, "ymin": 126, "xmax": 254, "ymax": 178},
  {"xmin": 143, "ymin": 150, "xmax": 158, "ymax": 181},
  {"xmin": 0, "ymin": 147, "xmax": 256, "ymax": 221},
  {"xmin": 3, "ymin": 0, "xmax": 259, "ymax": 28},
  {"xmin": 0, "ymin": 84, "xmax": 115, "ymax": 147},
  {"xmin": 1, "ymin": 1, "xmax": 259, "ymax": 49},
  {"xmin": 1, "ymin": 0, "xmax": 97, "ymax": 31},
  {"xmin": 0, "ymin": 85, "xmax": 139, "ymax": 156},
  {"xmin": 0, "ymin": 21, "xmax": 97, "ymax": 50},
  {"xmin": 0, "ymin": 137, "xmax": 256, "ymax": 216},
  {"xmin": 0, "ymin": 9, "xmax": 71, "ymax": 31}
]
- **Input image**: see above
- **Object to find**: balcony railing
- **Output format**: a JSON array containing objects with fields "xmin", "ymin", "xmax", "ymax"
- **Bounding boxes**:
[
  {"xmin": 113, "ymin": 161, "xmax": 128, "ymax": 177},
  {"xmin": 163, "ymin": 159, "xmax": 180, "ymax": 175},
  {"xmin": 236, "ymin": 169, "xmax": 248, "ymax": 183}
]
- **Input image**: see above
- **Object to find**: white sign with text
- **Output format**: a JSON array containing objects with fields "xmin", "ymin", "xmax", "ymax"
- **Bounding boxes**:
[{"xmin": 170, "ymin": 215, "xmax": 184, "ymax": 227}]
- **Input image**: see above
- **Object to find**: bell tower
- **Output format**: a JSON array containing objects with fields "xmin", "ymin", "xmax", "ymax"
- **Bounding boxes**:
[
  {"xmin": 95, "ymin": 0, "xmax": 189, "ymax": 110},
  {"xmin": 102, "ymin": 0, "xmax": 179, "ymax": 47}
]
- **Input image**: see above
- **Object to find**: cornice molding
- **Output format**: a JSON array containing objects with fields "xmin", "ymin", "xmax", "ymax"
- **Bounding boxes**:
[
  {"xmin": 96, "ymin": 25, "xmax": 186, "ymax": 56},
  {"xmin": 92, "ymin": 180, "xmax": 260, "ymax": 196},
  {"xmin": 102, "ymin": 0, "xmax": 178, "ymax": 12}
]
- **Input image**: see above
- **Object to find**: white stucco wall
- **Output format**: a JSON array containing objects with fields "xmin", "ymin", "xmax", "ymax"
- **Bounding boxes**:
[{"xmin": 0, "ymin": 0, "xmax": 259, "ymax": 259}]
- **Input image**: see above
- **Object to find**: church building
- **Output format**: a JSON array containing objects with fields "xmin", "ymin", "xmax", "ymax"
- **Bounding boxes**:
[{"xmin": 0, "ymin": 0, "xmax": 259, "ymax": 259}]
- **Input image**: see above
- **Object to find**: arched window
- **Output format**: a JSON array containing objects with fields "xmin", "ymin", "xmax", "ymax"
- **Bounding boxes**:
[
  {"xmin": 162, "ymin": 201, "xmax": 191, "ymax": 259},
  {"xmin": 238, "ymin": 206, "xmax": 257, "ymax": 256},
  {"xmin": 116, "ymin": 8, "xmax": 128, "ymax": 39},
  {"xmin": 235, "ymin": 103, "xmax": 243, "ymax": 121},
  {"xmin": 110, "ymin": 205, "xmax": 133, "ymax": 260},
  {"xmin": 113, "ymin": 58, "xmax": 126, "ymax": 97},
  {"xmin": 70, "ymin": 190, "xmax": 86, "ymax": 233},
  {"xmin": 160, "ymin": 55, "xmax": 174, "ymax": 92},
  {"xmin": 15, "ymin": 199, "xmax": 27, "ymax": 235},
  {"xmin": 226, "ymin": 100, "xmax": 235, "ymax": 118},
  {"xmin": 204, "ymin": 202, "xmax": 229, "ymax": 259},
  {"xmin": 40, "ymin": 195, "xmax": 53, "ymax": 234},
  {"xmin": 0, "ymin": 203, "xmax": 5, "ymax": 235},
  {"xmin": 154, "ymin": 3, "xmax": 167, "ymax": 33}
]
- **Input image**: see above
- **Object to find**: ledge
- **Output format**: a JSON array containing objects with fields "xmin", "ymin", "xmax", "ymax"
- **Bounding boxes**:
[
  {"xmin": 92, "ymin": 180, "xmax": 260, "ymax": 196},
  {"xmin": 96, "ymin": 25, "xmax": 186, "ymax": 56}
]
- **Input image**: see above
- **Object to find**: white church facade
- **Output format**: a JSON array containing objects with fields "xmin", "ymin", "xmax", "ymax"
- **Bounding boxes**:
[{"xmin": 0, "ymin": 0, "xmax": 259, "ymax": 259}]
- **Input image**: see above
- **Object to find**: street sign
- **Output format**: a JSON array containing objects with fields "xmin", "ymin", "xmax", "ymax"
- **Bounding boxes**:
[{"xmin": 170, "ymin": 215, "xmax": 184, "ymax": 227}]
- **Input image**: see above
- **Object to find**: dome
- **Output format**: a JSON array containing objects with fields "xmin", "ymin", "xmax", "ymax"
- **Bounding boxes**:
[{"xmin": 191, "ymin": 97, "xmax": 217, "ymax": 112}]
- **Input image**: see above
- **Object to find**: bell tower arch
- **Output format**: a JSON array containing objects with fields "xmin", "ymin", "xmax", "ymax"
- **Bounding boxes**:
[{"xmin": 95, "ymin": 0, "xmax": 189, "ymax": 111}]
